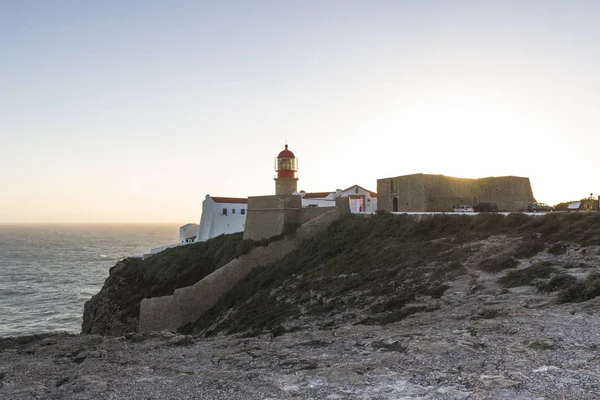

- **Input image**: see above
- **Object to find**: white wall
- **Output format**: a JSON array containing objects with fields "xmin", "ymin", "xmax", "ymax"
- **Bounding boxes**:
[
  {"xmin": 179, "ymin": 223, "xmax": 199, "ymax": 243},
  {"xmin": 302, "ymin": 198, "xmax": 335, "ymax": 208},
  {"xmin": 340, "ymin": 185, "xmax": 377, "ymax": 213},
  {"xmin": 196, "ymin": 195, "xmax": 248, "ymax": 242}
]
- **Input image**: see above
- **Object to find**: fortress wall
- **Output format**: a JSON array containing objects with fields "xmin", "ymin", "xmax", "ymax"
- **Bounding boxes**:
[
  {"xmin": 423, "ymin": 175, "xmax": 478, "ymax": 212},
  {"xmin": 139, "ymin": 209, "xmax": 342, "ymax": 333},
  {"xmin": 243, "ymin": 195, "xmax": 302, "ymax": 241},
  {"xmin": 376, "ymin": 178, "xmax": 392, "ymax": 211},
  {"xmin": 299, "ymin": 206, "xmax": 333, "ymax": 225},
  {"xmin": 377, "ymin": 174, "xmax": 537, "ymax": 212},
  {"xmin": 378, "ymin": 174, "xmax": 427, "ymax": 212},
  {"xmin": 475, "ymin": 176, "xmax": 536, "ymax": 211}
]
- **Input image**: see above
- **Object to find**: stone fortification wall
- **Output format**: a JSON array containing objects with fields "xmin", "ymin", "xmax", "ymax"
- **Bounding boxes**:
[
  {"xmin": 298, "ymin": 196, "xmax": 351, "ymax": 224},
  {"xmin": 139, "ymin": 208, "xmax": 343, "ymax": 333},
  {"xmin": 299, "ymin": 206, "xmax": 333, "ymax": 225},
  {"xmin": 243, "ymin": 195, "xmax": 302, "ymax": 241},
  {"xmin": 377, "ymin": 174, "xmax": 426, "ymax": 212},
  {"xmin": 422, "ymin": 175, "xmax": 477, "ymax": 212},
  {"xmin": 377, "ymin": 173, "xmax": 536, "ymax": 212},
  {"xmin": 475, "ymin": 176, "xmax": 536, "ymax": 211}
]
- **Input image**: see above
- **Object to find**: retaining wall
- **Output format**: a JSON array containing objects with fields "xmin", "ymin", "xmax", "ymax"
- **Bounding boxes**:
[{"xmin": 138, "ymin": 208, "xmax": 343, "ymax": 333}]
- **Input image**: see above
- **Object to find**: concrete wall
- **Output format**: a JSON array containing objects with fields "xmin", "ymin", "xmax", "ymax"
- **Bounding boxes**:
[
  {"xmin": 377, "ymin": 173, "xmax": 536, "ymax": 212},
  {"xmin": 138, "ymin": 208, "xmax": 343, "ymax": 333},
  {"xmin": 243, "ymin": 195, "xmax": 302, "ymax": 241}
]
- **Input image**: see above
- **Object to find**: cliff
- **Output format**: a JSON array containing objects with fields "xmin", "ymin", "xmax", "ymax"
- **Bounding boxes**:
[
  {"xmin": 3, "ymin": 212, "xmax": 600, "ymax": 399},
  {"xmin": 81, "ymin": 232, "xmax": 279, "ymax": 335}
]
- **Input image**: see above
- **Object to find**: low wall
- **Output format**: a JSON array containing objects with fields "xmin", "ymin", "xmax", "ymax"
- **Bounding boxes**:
[{"xmin": 139, "ymin": 208, "xmax": 342, "ymax": 333}]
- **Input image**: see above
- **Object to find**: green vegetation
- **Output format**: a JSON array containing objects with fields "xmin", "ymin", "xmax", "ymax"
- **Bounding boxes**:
[
  {"xmin": 177, "ymin": 212, "xmax": 600, "ymax": 337},
  {"xmin": 497, "ymin": 262, "xmax": 557, "ymax": 288},
  {"xmin": 186, "ymin": 212, "xmax": 587, "ymax": 337},
  {"xmin": 86, "ymin": 211, "xmax": 600, "ymax": 336},
  {"xmin": 478, "ymin": 256, "xmax": 519, "ymax": 273},
  {"xmin": 537, "ymin": 274, "xmax": 578, "ymax": 292},
  {"xmin": 82, "ymin": 232, "xmax": 284, "ymax": 334},
  {"xmin": 556, "ymin": 273, "xmax": 600, "ymax": 303}
]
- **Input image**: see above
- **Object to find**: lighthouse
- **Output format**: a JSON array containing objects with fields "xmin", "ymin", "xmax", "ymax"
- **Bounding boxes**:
[{"xmin": 274, "ymin": 144, "xmax": 298, "ymax": 195}]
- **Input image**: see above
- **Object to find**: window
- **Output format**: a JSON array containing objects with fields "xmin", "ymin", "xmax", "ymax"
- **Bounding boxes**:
[
  {"xmin": 241, "ymin": 209, "xmax": 245, "ymax": 215},
  {"xmin": 232, "ymin": 208, "xmax": 236, "ymax": 214},
  {"xmin": 222, "ymin": 208, "xmax": 227, "ymax": 215}
]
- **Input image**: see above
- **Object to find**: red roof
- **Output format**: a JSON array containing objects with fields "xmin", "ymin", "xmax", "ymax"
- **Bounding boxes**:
[
  {"xmin": 342, "ymin": 185, "xmax": 377, "ymax": 198},
  {"xmin": 211, "ymin": 196, "xmax": 248, "ymax": 204},
  {"xmin": 277, "ymin": 144, "xmax": 295, "ymax": 158},
  {"xmin": 302, "ymin": 192, "xmax": 333, "ymax": 199},
  {"xmin": 302, "ymin": 185, "xmax": 377, "ymax": 199}
]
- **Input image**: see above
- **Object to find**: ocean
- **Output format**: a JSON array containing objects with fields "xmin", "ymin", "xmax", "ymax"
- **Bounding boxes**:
[{"xmin": 0, "ymin": 223, "xmax": 179, "ymax": 338}]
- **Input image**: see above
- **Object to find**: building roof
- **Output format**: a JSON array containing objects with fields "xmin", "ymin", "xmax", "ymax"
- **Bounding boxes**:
[
  {"xmin": 277, "ymin": 144, "xmax": 295, "ymax": 158},
  {"xmin": 342, "ymin": 184, "xmax": 377, "ymax": 198},
  {"xmin": 302, "ymin": 191, "xmax": 333, "ymax": 199},
  {"xmin": 211, "ymin": 196, "xmax": 248, "ymax": 204},
  {"xmin": 301, "ymin": 185, "xmax": 377, "ymax": 199}
]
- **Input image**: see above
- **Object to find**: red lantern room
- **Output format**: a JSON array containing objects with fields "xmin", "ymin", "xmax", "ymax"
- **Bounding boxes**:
[{"xmin": 274, "ymin": 144, "xmax": 299, "ymax": 195}]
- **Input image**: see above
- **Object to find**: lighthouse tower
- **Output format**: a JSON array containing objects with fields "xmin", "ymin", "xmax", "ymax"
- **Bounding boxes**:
[{"xmin": 274, "ymin": 144, "xmax": 298, "ymax": 195}]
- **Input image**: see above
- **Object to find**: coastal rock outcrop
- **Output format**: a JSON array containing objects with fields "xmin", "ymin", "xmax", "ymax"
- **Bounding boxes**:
[{"xmin": 81, "ymin": 233, "xmax": 250, "ymax": 335}]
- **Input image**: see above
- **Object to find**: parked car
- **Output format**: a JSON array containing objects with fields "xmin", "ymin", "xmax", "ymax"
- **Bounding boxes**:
[
  {"xmin": 528, "ymin": 202, "xmax": 554, "ymax": 212},
  {"xmin": 453, "ymin": 205, "xmax": 474, "ymax": 213},
  {"xmin": 473, "ymin": 202, "xmax": 499, "ymax": 212}
]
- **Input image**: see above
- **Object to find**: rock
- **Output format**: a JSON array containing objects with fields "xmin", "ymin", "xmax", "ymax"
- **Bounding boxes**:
[
  {"xmin": 532, "ymin": 365, "xmax": 560, "ymax": 373},
  {"xmin": 477, "ymin": 374, "xmax": 521, "ymax": 389},
  {"xmin": 167, "ymin": 335, "xmax": 194, "ymax": 347}
]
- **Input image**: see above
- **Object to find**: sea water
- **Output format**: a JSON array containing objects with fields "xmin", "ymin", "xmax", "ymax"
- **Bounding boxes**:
[{"xmin": 0, "ymin": 223, "xmax": 179, "ymax": 337}]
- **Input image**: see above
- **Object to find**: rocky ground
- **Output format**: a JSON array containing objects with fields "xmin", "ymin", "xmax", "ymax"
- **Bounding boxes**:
[
  {"xmin": 2, "ymin": 283, "xmax": 599, "ymax": 399},
  {"xmin": 4, "ymin": 213, "xmax": 600, "ymax": 399}
]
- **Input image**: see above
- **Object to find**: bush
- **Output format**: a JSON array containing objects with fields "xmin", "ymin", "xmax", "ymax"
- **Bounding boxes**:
[
  {"xmin": 497, "ymin": 262, "xmax": 557, "ymax": 288},
  {"xmin": 478, "ymin": 256, "xmax": 519, "ymax": 273},
  {"xmin": 547, "ymin": 242, "xmax": 569, "ymax": 255},
  {"xmin": 513, "ymin": 238, "xmax": 545, "ymax": 258},
  {"xmin": 537, "ymin": 274, "xmax": 577, "ymax": 292}
]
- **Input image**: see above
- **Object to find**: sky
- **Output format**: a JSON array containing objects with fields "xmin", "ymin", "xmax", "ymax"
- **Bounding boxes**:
[{"xmin": 2, "ymin": 0, "xmax": 600, "ymax": 223}]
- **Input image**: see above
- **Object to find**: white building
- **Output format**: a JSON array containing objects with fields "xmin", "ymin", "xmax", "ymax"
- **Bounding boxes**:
[
  {"xmin": 193, "ymin": 185, "xmax": 377, "ymax": 242},
  {"xmin": 179, "ymin": 223, "xmax": 199, "ymax": 243},
  {"xmin": 300, "ymin": 185, "xmax": 378, "ymax": 213},
  {"xmin": 195, "ymin": 195, "xmax": 248, "ymax": 242}
]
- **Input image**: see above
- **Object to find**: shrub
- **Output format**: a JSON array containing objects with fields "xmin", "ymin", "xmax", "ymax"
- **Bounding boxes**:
[
  {"xmin": 547, "ymin": 242, "xmax": 568, "ymax": 255},
  {"xmin": 513, "ymin": 238, "xmax": 545, "ymax": 258},
  {"xmin": 537, "ymin": 274, "xmax": 577, "ymax": 292},
  {"xmin": 430, "ymin": 261, "xmax": 467, "ymax": 281},
  {"xmin": 478, "ymin": 256, "xmax": 519, "ymax": 273},
  {"xmin": 497, "ymin": 262, "xmax": 557, "ymax": 288},
  {"xmin": 424, "ymin": 284, "xmax": 451, "ymax": 299},
  {"xmin": 557, "ymin": 273, "xmax": 600, "ymax": 303},
  {"xmin": 582, "ymin": 273, "xmax": 600, "ymax": 300}
]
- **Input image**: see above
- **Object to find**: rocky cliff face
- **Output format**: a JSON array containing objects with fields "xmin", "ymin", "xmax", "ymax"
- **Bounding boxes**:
[
  {"xmin": 81, "ymin": 259, "xmax": 142, "ymax": 335},
  {"xmin": 81, "ymin": 232, "xmax": 251, "ymax": 335}
]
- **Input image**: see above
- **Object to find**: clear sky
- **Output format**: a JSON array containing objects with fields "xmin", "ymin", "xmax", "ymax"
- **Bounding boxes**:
[{"xmin": 2, "ymin": 0, "xmax": 600, "ymax": 222}]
